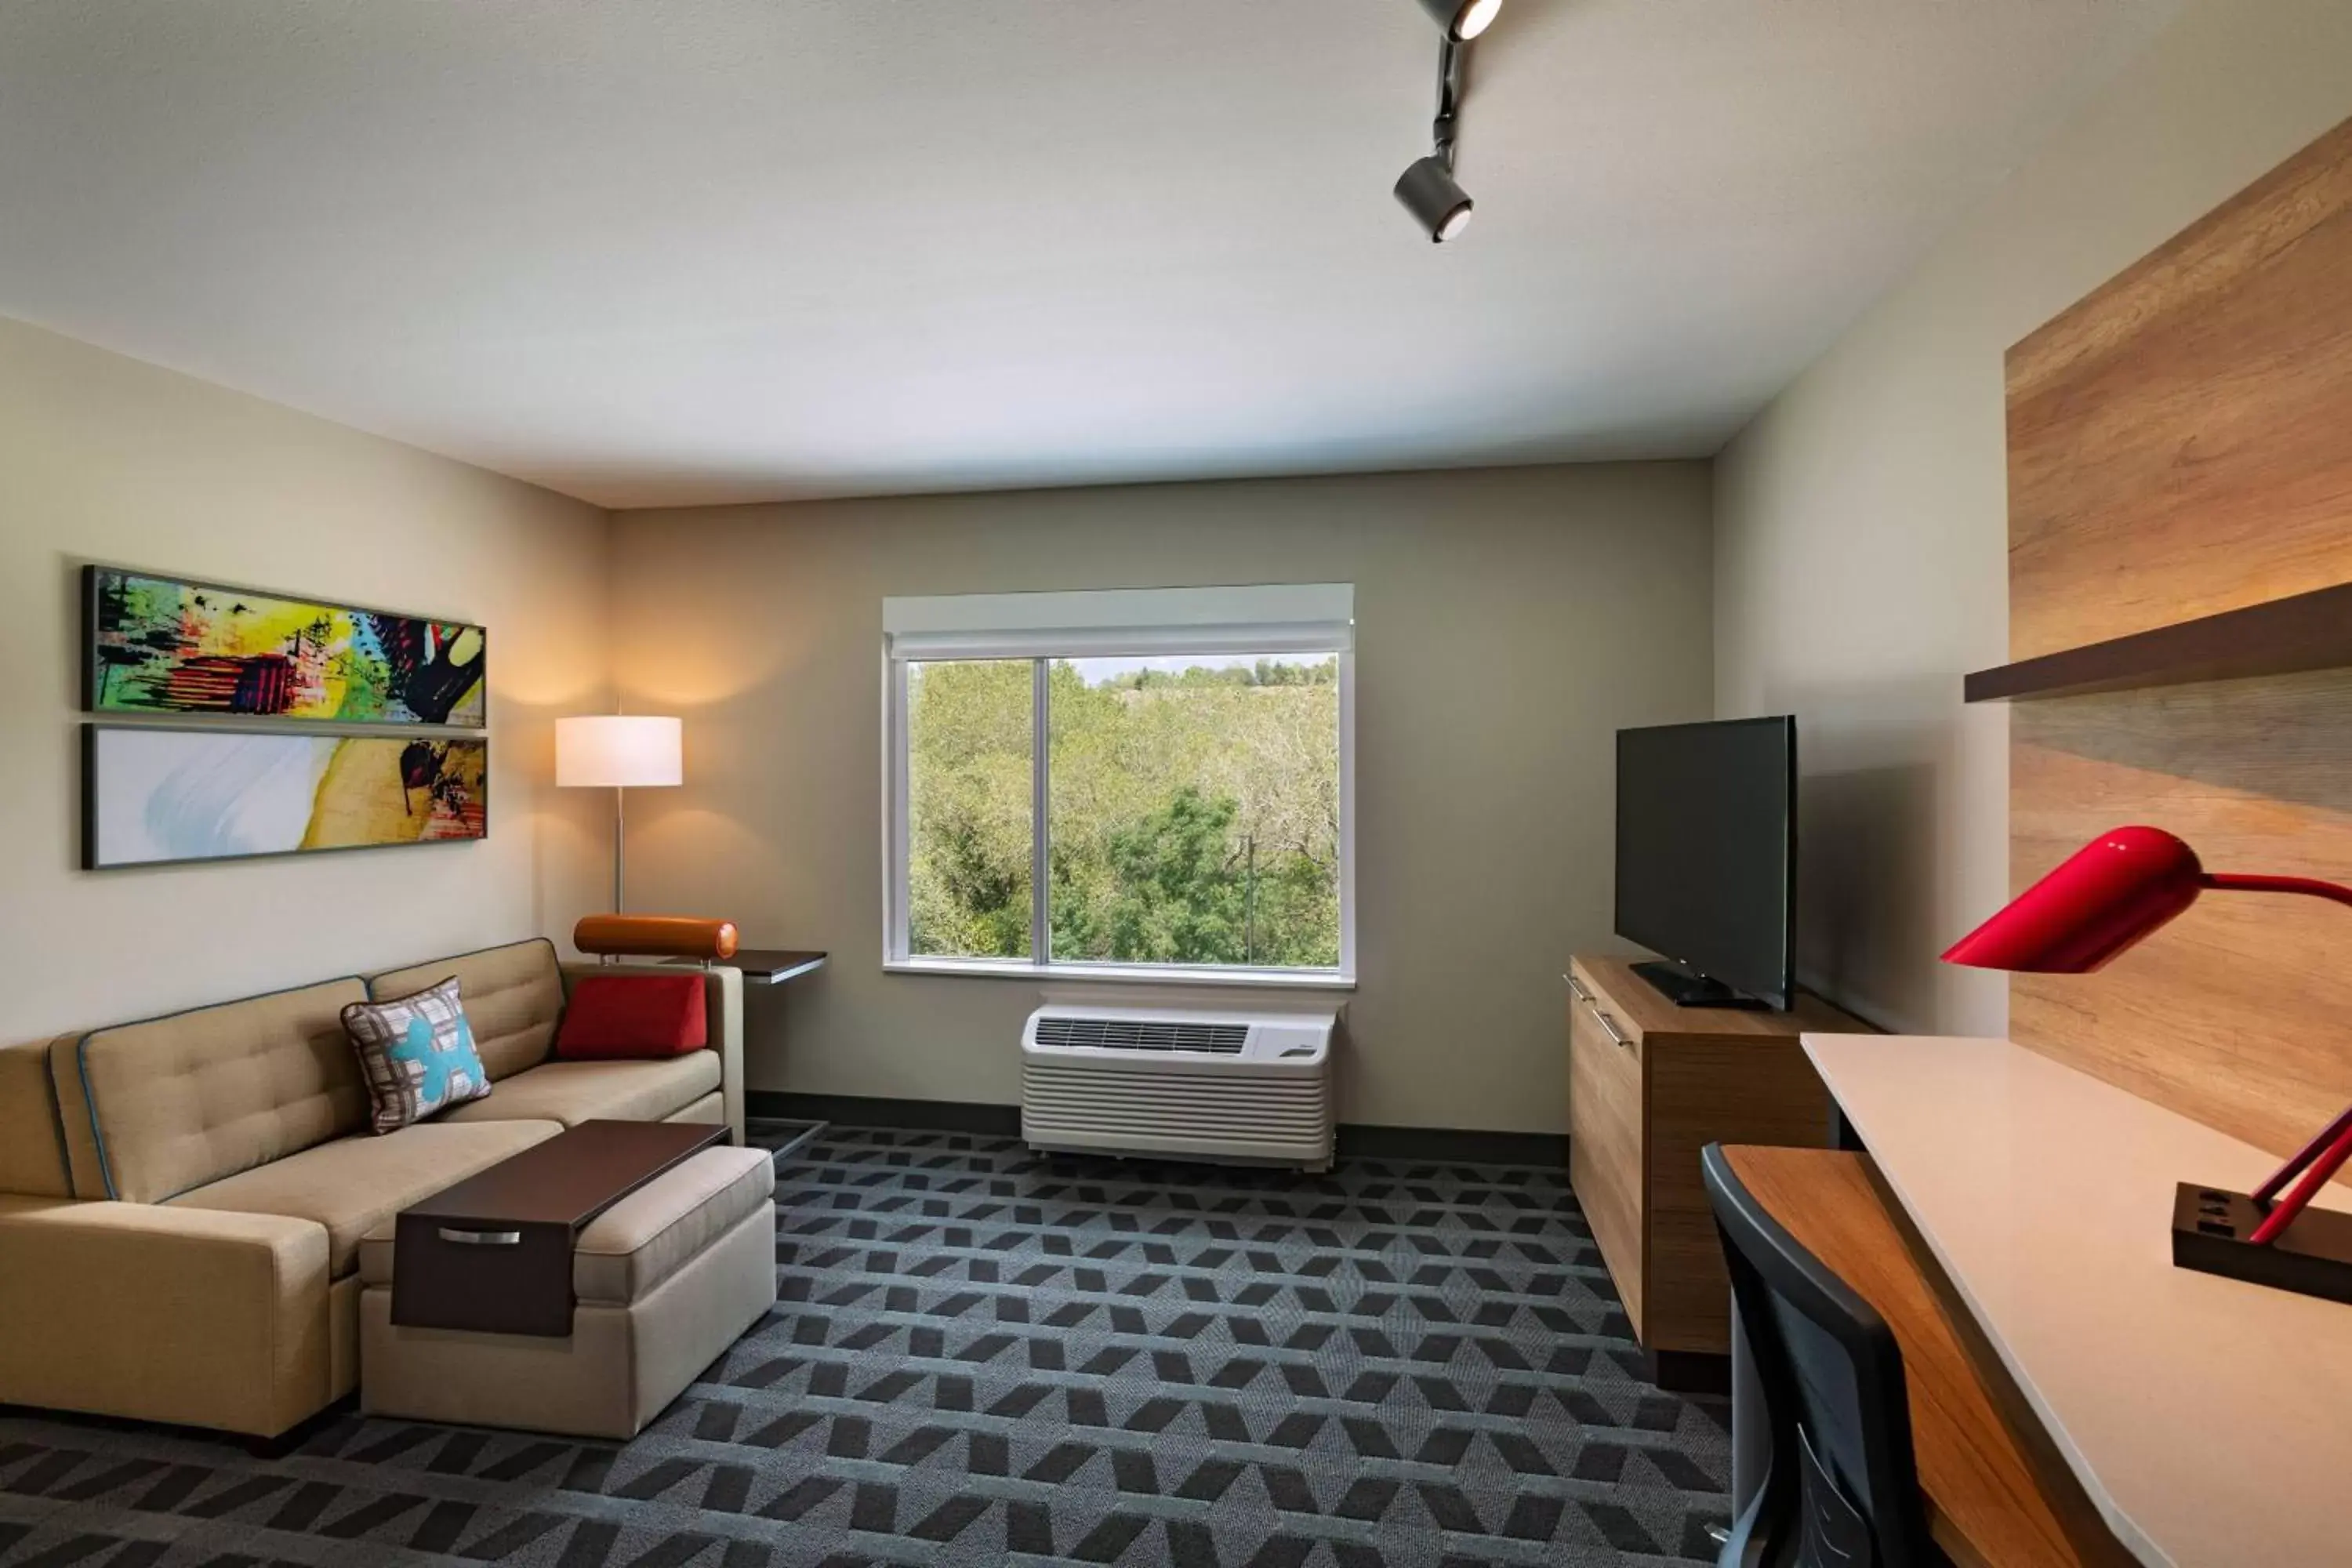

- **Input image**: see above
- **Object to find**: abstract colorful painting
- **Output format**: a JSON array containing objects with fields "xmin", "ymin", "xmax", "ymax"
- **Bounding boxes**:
[
  {"xmin": 83, "ymin": 726, "xmax": 488, "ymax": 869},
  {"xmin": 85, "ymin": 568, "xmax": 486, "ymax": 727}
]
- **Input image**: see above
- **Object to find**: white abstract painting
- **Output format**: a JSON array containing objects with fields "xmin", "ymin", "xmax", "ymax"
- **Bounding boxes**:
[
  {"xmin": 92, "ymin": 730, "xmax": 334, "ymax": 866},
  {"xmin": 84, "ymin": 727, "xmax": 490, "ymax": 869}
]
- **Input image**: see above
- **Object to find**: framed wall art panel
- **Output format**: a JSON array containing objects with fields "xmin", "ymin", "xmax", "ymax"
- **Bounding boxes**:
[
  {"xmin": 83, "ymin": 725, "xmax": 489, "ymax": 869},
  {"xmin": 85, "ymin": 566, "xmax": 487, "ymax": 728}
]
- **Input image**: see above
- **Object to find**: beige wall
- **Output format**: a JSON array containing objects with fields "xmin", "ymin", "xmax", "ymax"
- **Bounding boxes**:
[
  {"xmin": 1711, "ymin": 0, "xmax": 2352, "ymax": 1034},
  {"xmin": 611, "ymin": 463, "xmax": 1712, "ymax": 1132},
  {"xmin": 0, "ymin": 315, "xmax": 614, "ymax": 1041}
]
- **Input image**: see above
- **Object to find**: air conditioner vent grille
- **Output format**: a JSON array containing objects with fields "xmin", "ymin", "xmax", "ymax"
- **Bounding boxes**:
[
  {"xmin": 1033, "ymin": 1015, "xmax": 1250, "ymax": 1054},
  {"xmin": 1021, "ymin": 1003, "xmax": 1334, "ymax": 1171}
]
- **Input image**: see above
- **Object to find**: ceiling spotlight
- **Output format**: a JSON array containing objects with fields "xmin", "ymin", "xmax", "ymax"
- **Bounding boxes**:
[
  {"xmin": 1393, "ymin": 23, "xmax": 1486, "ymax": 242},
  {"xmin": 1395, "ymin": 156, "xmax": 1473, "ymax": 242},
  {"xmin": 1418, "ymin": 0, "xmax": 1501, "ymax": 42}
]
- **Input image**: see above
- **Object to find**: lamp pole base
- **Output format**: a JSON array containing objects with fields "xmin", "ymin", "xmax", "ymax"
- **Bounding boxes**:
[{"xmin": 2172, "ymin": 1182, "xmax": 2352, "ymax": 1305}]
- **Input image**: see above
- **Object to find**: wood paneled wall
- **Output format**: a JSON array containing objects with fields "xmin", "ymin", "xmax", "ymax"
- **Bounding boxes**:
[{"xmin": 2005, "ymin": 115, "xmax": 2352, "ymax": 1158}]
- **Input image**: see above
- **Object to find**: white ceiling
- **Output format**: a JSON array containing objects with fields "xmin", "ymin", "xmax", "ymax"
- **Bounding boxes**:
[{"xmin": 0, "ymin": 0, "xmax": 2180, "ymax": 510}]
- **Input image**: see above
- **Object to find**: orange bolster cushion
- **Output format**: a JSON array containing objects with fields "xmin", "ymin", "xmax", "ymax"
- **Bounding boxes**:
[{"xmin": 572, "ymin": 915, "xmax": 739, "ymax": 960}]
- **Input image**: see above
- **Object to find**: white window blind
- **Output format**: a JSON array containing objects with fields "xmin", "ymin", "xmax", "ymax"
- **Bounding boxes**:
[{"xmin": 884, "ymin": 584, "xmax": 1354, "ymax": 662}]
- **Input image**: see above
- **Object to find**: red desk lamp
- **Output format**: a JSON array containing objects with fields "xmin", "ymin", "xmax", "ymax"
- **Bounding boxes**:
[{"xmin": 1944, "ymin": 825, "xmax": 2352, "ymax": 1302}]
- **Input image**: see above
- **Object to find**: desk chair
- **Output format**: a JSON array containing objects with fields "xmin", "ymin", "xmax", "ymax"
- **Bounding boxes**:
[{"xmin": 1701, "ymin": 1143, "xmax": 1944, "ymax": 1568}]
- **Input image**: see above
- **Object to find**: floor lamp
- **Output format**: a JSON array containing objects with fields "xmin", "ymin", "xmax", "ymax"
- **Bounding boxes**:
[{"xmin": 556, "ymin": 714, "xmax": 682, "ymax": 913}]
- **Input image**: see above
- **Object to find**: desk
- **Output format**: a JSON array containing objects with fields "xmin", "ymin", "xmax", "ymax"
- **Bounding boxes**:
[
  {"xmin": 1802, "ymin": 1034, "xmax": 2352, "ymax": 1568},
  {"xmin": 1722, "ymin": 1145, "xmax": 2093, "ymax": 1568}
]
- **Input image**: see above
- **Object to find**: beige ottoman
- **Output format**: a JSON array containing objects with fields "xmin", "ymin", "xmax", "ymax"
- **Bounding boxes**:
[{"xmin": 358, "ymin": 1145, "xmax": 776, "ymax": 1439}]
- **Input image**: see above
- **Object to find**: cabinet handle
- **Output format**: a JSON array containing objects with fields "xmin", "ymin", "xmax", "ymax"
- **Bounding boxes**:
[
  {"xmin": 1563, "ymin": 972, "xmax": 1633, "ymax": 1050},
  {"xmin": 440, "ymin": 1228, "xmax": 522, "ymax": 1247}
]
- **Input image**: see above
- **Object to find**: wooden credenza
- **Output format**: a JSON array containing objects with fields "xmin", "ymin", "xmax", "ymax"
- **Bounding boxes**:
[{"xmin": 1565, "ymin": 953, "xmax": 1871, "ymax": 1389}]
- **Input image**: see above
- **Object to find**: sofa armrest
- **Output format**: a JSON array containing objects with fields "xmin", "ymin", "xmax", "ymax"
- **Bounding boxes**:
[
  {"xmin": 561, "ymin": 962, "xmax": 746, "ymax": 1144},
  {"xmin": 706, "ymin": 965, "xmax": 745, "ymax": 1143},
  {"xmin": 0, "ymin": 1196, "xmax": 333, "ymax": 1436}
]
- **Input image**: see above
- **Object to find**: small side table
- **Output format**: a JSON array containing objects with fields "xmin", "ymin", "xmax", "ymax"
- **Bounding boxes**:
[
  {"xmin": 667, "ymin": 949, "xmax": 827, "ymax": 985},
  {"xmin": 682, "ymin": 950, "xmax": 826, "ymax": 1154}
]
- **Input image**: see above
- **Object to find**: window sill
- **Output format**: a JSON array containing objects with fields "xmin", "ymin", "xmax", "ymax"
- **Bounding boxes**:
[{"xmin": 882, "ymin": 958, "xmax": 1357, "ymax": 993}]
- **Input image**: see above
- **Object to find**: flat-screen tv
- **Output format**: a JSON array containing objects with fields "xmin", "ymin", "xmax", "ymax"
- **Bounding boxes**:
[{"xmin": 1614, "ymin": 716, "xmax": 1796, "ymax": 1011}]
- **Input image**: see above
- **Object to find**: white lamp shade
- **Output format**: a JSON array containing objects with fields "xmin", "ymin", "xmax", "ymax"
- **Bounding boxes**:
[{"xmin": 557, "ymin": 715, "xmax": 682, "ymax": 788}]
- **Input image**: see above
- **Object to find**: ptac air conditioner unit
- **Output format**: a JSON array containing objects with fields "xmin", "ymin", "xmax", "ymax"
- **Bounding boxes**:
[{"xmin": 1020, "ymin": 1001, "xmax": 1338, "ymax": 1172}]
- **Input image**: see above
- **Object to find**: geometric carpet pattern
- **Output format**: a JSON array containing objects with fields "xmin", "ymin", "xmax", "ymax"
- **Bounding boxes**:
[{"xmin": 0, "ymin": 1127, "xmax": 1730, "ymax": 1568}]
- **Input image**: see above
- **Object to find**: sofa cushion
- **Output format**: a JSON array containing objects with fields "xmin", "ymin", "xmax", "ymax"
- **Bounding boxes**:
[
  {"xmin": 438, "ymin": 1054, "xmax": 720, "ymax": 1130},
  {"xmin": 169, "ymin": 1118, "xmax": 561, "ymax": 1276},
  {"xmin": 366, "ymin": 940, "xmax": 563, "ymax": 1082},
  {"xmin": 0, "ymin": 1037, "xmax": 72, "ymax": 1198},
  {"xmin": 53, "ymin": 978, "xmax": 369, "ymax": 1203},
  {"xmin": 343, "ymin": 978, "xmax": 494, "ymax": 1134},
  {"xmin": 573, "ymin": 1146, "xmax": 775, "ymax": 1305},
  {"xmin": 665, "ymin": 1091, "xmax": 725, "ymax": 1127}
]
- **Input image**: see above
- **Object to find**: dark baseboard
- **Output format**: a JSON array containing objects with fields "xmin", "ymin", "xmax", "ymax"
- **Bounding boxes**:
[
  {"xmin": 746, "ymin": 1091, "xmax": 1021, "ymax": 1137},
  {"xmin": 1334, "ymin": 1123, "xmax": 1567, "ymax": 1166},
  {"xmin": 746, "ymin": 1091, "xmax": 1567, "ymax": 1166}
]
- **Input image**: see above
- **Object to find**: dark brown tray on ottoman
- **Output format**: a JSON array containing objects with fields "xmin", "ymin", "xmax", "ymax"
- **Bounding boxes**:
[{"xmin": 392, "ymin": 1119, "xmax": 724, "ymax": 1337}]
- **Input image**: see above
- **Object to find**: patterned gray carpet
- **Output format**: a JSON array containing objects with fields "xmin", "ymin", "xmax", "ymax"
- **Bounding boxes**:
[{"xmin": 0, "ymin": 1126, "xmax": 1730, "ymax": 1567}]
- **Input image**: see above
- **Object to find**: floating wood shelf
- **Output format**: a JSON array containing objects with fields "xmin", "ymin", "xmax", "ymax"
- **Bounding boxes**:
[{"xmin": 1964, "ymin": 582, "xmax": 2352, "ymax": 702}]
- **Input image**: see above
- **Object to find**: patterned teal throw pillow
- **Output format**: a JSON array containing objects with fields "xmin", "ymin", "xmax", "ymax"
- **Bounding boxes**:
[{"xmin": 342, "ymin": 976, "xmax": 493, "ymax": 1134}]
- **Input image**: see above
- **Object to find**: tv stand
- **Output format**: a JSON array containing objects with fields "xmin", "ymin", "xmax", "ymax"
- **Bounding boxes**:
[
  {"xmin": 1564, "ymin": 954, "xmax": 1874, "ymax": 1394},
  {"xmin": 1631, "ymin": 960, "xmax": 1770, "ymax": 1011}
]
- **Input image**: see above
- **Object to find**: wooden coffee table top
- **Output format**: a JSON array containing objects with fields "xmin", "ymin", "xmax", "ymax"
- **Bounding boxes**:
[{"xmin": 406, "ymin": 1119, "xmax": 725, "ymax": 1232}]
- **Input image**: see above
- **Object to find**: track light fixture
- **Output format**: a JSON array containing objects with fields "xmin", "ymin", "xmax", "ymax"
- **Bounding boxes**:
[
  {"xmin": 1417, "ymin": 0, "xmax": 1501, "ymax": 42},
  {"xmin": 1396, "ymin": 155, "xmax": 1473, "ymax": 242},
  {"xmin": 1393, "ymin": 31, "xmax": 1482, "ymax": 242}
]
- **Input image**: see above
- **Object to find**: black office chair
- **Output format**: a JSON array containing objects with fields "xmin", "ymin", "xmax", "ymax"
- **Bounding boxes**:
[{"xmin": 1700, "ymin": 1143, "xmax": 1944, "ymax": 1568}]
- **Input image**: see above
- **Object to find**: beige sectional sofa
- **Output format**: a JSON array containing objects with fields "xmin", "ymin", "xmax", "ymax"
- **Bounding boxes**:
[{"xmin": 0, "ymin": 938, "xmax": 745, "ymax": 1438}]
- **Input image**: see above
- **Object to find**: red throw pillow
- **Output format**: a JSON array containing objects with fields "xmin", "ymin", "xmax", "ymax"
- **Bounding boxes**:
[{"xmin": 556, "ymin": 974, "xmax": 708, "ymax": 1059}]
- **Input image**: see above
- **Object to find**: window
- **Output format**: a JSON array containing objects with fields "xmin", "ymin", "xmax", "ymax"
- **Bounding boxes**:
[{"xmin": 884, "ymin": 586, "xmax": 1354, "ymax": 985}]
